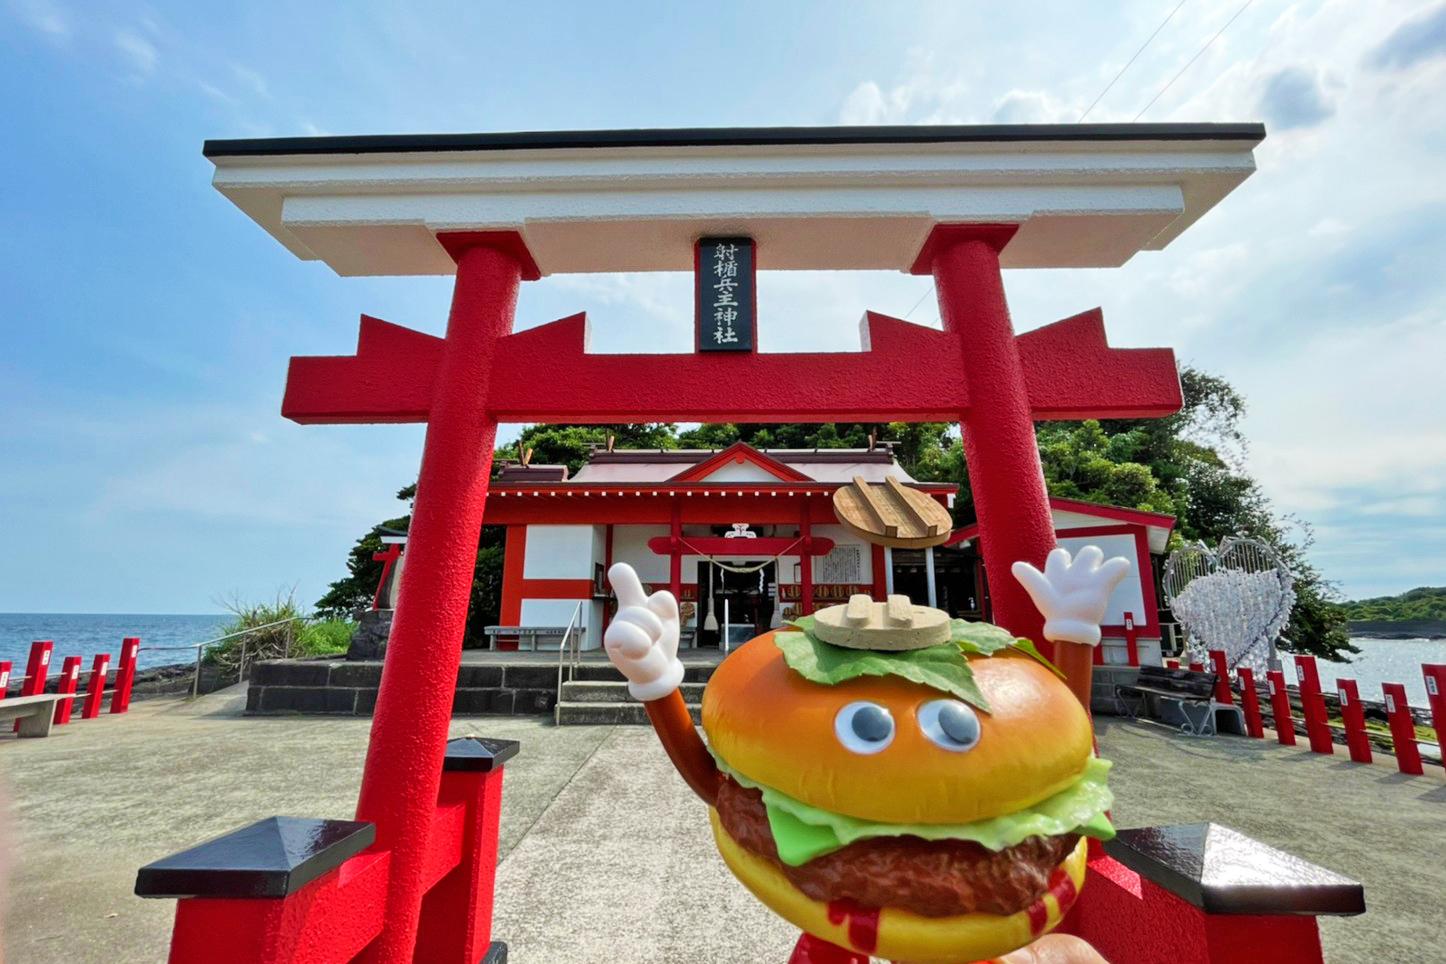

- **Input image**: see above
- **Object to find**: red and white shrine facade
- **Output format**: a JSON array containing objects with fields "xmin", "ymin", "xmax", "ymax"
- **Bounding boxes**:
[
  {"xmin": 471, "ymin": 440, "xmax": 1176, "ymax": 660},
  {"xmin": 486, "ymin": 442, "xmax": 956, "ymax": 649}
]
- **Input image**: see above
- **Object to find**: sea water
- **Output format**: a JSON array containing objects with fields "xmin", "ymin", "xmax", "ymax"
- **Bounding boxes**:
[
  {"xmin": 1313, "ymin": 637, "xmax": 1446, "ymax": 709},
  {"xmin": 0, "ymin": 613, "xmax": 231, "ymax": 673}
]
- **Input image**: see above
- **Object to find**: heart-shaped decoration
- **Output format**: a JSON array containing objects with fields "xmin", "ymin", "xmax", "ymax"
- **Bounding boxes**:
[{"xmin": 1162, "ymin": 536, "xmax": 1295, "ymax": 672}]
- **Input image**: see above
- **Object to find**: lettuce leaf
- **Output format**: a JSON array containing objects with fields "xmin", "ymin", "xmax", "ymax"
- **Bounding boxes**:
[
  {"xmin": 949, "ymin": 619, "xmax": 1017, "ymax": 655},
  {"xmin": 784, "ymin": 614, "xmax": 1064, "ymax": 694},
  {"xmin": 774, "ymin": 632, "xmax": 989, "ymax": 711},
  {"xmin": 716, "ymin": 754, "xmax": 1115, "ymax": 867}
]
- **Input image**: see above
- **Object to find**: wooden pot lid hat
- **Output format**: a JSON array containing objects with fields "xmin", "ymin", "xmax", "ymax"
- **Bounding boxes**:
[
  {"xmin": 812, "ymin": 594, "xmax": 951, "ymax": 651},
  {"xmin": 833, "ymin": 476, "xmax": 953, "ymax": 549}
]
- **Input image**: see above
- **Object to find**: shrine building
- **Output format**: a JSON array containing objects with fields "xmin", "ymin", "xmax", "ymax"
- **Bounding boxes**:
[{"xmin": 462, "ymin": 440, "xmax": 1173, "ymax": 663}]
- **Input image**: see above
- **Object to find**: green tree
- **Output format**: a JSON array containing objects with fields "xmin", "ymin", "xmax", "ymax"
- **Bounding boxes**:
[
  {"xmin": 314, "ymin": 483, "xmax": 505, "ymax": 649},
  {"xmin": 314, "ymin": 483, "xmax": 414, "ymax": 618},
  {"xmin": 508, "ymin": 423, "xmax": 677, "ymax": 476}
]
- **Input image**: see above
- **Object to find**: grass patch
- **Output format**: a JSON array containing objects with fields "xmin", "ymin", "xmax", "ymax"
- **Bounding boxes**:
[{"xmin": 207, "ymin": 591, "xmax": 355, "ymax": 667}]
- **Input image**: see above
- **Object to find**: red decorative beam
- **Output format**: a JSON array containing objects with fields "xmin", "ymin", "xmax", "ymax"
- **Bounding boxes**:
[
  {"xmin": 282, "ymin": 316, "xmax": 443, "ymax": 424},
  {"xmin": 484, "ymin": 311, "xmax": 967, "ymax": 424},
  {"xmin": 647, "ymin": 536, "xmax": 836, "ymax": 557},
  {"xmin": 1016, "ymin": 309, "xmax": 1181, "ymax": 420},
  {"xmin": 281, "ymin": 307, "xmax": 1179, "ymax": 426}
]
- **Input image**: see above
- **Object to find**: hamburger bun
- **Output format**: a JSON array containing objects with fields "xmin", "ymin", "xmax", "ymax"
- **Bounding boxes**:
[
  {"xmin": 701, "ymin": 633, "xmax": 1094, "ymax": 825},
  {"xmin": 710, "ymin": 809, "xmax": 1087, "ymax": 963}
]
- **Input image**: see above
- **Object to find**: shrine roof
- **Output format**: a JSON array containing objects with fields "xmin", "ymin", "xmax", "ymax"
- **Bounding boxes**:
[
  {"xmin": 569, "ymin": 446, "xmax": 917, "ymax": 485},
  {"xmin": 203, "ymin": 123, "xmax": 1264, "ymax": 277}
]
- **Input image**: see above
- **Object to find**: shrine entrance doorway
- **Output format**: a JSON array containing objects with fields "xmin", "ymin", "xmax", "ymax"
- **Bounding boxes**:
[{"xmin": 696, "ymin": 560, "xmax": 777, "ymax": 649}]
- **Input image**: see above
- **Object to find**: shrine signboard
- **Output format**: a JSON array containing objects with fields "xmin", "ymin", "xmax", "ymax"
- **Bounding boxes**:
[{"xmin": 696, "ymin": 236, "xmax": 756, "ymax": 351}]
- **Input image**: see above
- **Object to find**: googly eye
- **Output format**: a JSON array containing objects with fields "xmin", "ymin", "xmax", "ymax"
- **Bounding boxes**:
[
  {"xmin": 834, "ymin": 701, "xmax": 895, "ymax": 755},
  {"xmin": 918, "ymin": 699, "xmax": 981, "ymax": 752}
]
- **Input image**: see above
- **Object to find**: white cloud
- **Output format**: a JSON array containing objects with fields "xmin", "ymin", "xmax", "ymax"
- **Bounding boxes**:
[
  {"xmin": 990, "ymin": 89, "xmax": 1076, "ymax": 124},
  {"xmin": 8, "ymin": 0, "xmax": 69, "ymax": 39},
  {"xmin": 114, "ymin": 28, "xmax": 158, "ymax": 76}
]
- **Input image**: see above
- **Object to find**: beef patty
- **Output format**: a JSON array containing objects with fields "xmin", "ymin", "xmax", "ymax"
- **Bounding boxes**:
[{"xmin": 715, "ymin": 776, "xmax": 1077, "ymax": 918}]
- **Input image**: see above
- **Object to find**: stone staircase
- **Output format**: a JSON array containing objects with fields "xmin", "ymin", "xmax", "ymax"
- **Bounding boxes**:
[{"xmin": 554, "ymin": 663, "xmax": 718, "ymax": 725}]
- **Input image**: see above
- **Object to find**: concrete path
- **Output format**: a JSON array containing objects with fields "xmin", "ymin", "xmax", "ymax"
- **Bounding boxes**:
[{"xmin": 0, "ymin": 690, "xmax": 1439, "ymax": 963}]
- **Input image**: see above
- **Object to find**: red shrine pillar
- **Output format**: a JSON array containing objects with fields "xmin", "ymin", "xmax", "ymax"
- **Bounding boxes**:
[
  {"xmin": 353, "ymin": 235, "xmax": 525, "ymax": 961},
  {"xmin": 669, "ymin": 500, "xmax": 683, "ymax": 603},
  {"xmin": 918, "ymin": 225, "xmax": 1055, "ymax": 648},
  {"xmin": 799, "ymin": 503, "xmax": 815, "ymax": 615}
]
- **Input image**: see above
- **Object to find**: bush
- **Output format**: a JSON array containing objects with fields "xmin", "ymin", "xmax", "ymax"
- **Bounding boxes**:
[
  {"xmin": 207, "ymin": 591, "xmax": 354, "ymax": 667},
  {"xmin": 297, "ymin": 618, "xmax": 356, "ymax": 657}
]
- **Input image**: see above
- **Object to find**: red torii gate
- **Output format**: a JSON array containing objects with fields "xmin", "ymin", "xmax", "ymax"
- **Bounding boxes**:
[{"xmin": 279, "ymin": 223, "xmax": 1180, "ymax": 958}]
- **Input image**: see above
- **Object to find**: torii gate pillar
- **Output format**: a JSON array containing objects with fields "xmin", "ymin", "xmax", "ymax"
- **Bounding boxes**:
[
  {"xmin": 916, "ymin": 224, "xmax": 1055, "ymax": 646},
  {"xmin": 352, "ymin": 233, "xmax": 534, "ymax": 962}
]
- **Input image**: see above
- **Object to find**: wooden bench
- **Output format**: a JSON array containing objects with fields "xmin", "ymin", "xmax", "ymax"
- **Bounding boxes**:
[
  {"xmin": 0, "ymin": 694, "xmax": 71, "ymax": 738},
  {"xmin": 1116, "ymin": 665, "xmax": 1237, "ymax": 737}
]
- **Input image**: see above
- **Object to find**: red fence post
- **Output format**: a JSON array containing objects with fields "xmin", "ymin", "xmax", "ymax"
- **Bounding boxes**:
[
  {"xmin": 1294, "ymin": 655, "xmax": 1334, "ymax": 754},
  {"xmin": 413, "ymin": 737, "xmax": 519, "ymax": 963},
  {"xmin": 1266, "ymin": 670, "xmax": 1297, "ymax": 746},
  {"xmin": 1334, "ymin": 678, "xmax": 1372, "ymax": 764},
  {"xmin": 1188, "ymin": 659, "xmax": 1204, "ymax": 673},
  {"xmin": 1423, "ymin": 664, "xmax": 1446, "ymax": 773},
  {"xmin": 136, "ymin": 817, "xmax": 386, "ymax": 963},
  {"xmin": 82, "ymin": 653, "xmax": 110, "ymax": 720},
  {"xmin": 20, "ymin": 640, "xmax": 51, "ymax": 696},
  {"xmin": 54, "ymin": 656, "xmax": 81, "ymax": 724},
  {"xmin": 1381, "ymin": 682, "xmax": 1423, "ymax": 775},
  {"xmin": 1166, "ymin": 658, "xmax": 1180, "ymax": 670},
  {"xmin": 0, "ymin": 660, "xmax": 11, "ymax": 702},
  {"xmin": 1068, "ymin": 823, "xmax": 1363, "ymax": 964},
  {"xmin": 110, "ymin": 637, "xmax": 140, "ymax": 714},
  {"xmin": 1123, "ymin": 612, "xmax": 1139, "ymax": 667},
  {"xmin": 17, "ymin": 640, "xmax": 52, "ymax": 733},
  {"xmin": 1207, "ymin": 649, "xmax": 1234, "ymax": 705},
  {"xmin": 1238, "ymin": 667, "xmax": 1264, "ymax": 738}
]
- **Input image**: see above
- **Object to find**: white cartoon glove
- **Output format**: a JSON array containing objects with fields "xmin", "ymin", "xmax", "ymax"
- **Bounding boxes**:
[
  {"xmin": 604, "ymin": 563, "xmax": 684, "ymax": 702},
  {"xmin": 1011, "ymin": 546, "xmax": 1131, "ymax": 647}
]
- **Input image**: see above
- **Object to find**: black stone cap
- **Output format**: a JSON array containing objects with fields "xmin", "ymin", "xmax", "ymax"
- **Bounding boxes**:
[
  {"xmin": 135, "ymin": 816, "xmax": 375, "ymax": 899},
  {"xmin": 444, "ymin": 736, "xmax": 520, "ymax": 773},
  {"xmin": 1104, "ymin": 823, "xmax": 1365, "ymax": 917}
]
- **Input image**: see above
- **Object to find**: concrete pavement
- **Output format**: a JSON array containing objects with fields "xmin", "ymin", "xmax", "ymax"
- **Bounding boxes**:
[{"xmin": 0, "ymin": 688, "xmax": 1439, "ymax": 962}]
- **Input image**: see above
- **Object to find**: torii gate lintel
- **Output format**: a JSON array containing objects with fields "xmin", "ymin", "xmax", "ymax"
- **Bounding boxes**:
[{"xmin": 282, "ymin": 308, "xmax": 1179, "ymax": 427}]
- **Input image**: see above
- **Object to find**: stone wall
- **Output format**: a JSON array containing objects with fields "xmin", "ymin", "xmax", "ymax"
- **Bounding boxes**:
[{"xmin": 245, "ymin": 659, "xmax": 560, "ymax": 716}]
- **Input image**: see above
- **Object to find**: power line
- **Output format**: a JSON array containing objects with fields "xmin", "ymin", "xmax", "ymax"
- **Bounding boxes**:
[
  {"xmin": 903, "ymin": 284, "xmax": 935, "ymax": 320},
  {"xmin": 1079, "ymin": 0, "xmax": 1189, "ymax": 122},
  {"xmin": 1134, "ymin": 0, "xmax": 1256, "ymax": 121}
]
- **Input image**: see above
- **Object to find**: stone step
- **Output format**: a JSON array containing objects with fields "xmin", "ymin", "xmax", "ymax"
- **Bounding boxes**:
[
  {"xmin": 560, "ymin": 680, "xmax": 707, "ymax": 704},
  {"xmin": 565, "ymin": 661, "xmax": 720, "ymax": 684},
  {"xmin": 554, "ymin": 700, "xmax": 703, "ymax": 726}
]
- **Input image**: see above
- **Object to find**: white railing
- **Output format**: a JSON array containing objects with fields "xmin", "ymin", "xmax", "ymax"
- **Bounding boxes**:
[
  {"xmin": 141, "ymin": 617, "xmax": 303, "ymax": 697},
  {"xmin": 553, "ymin": 601, "xmax": 588, "ymax": 723}
]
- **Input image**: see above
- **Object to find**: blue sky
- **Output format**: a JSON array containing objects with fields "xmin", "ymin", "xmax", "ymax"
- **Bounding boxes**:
[{"xmin": 2, "ymin": 0, "xmax": 1444, "ymax": 613}]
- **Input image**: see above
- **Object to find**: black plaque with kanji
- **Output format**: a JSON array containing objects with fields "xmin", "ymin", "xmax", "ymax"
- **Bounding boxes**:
[{"xmin": 695, "ymin": 237, "xmax": 755, "ymax": 352}]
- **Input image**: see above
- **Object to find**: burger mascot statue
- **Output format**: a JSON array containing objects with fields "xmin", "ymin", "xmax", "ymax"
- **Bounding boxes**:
[{"xmin": 603, "ymin": 546, "xmax": 1129, "ymax": 964}]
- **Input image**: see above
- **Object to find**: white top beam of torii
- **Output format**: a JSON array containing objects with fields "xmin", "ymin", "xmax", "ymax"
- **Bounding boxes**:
[{"xmin": 203, "ymin": 123, "xmax": 1263, "ymax": 278}]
